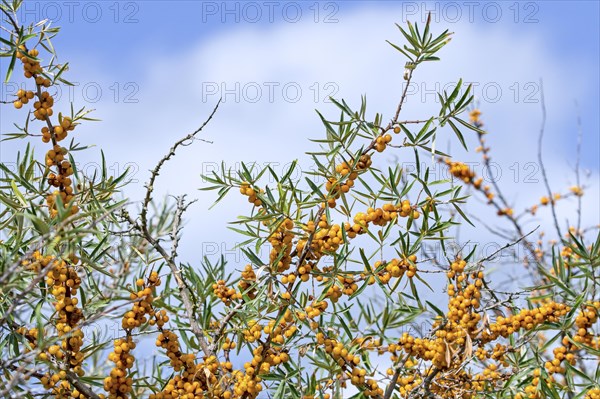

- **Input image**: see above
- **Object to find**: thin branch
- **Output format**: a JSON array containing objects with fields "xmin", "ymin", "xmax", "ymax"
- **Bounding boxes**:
[
  {"xmin": 140, "ymin": 100, "xmax": 220, "ymax": 233},
  {"xmin": 537, "ymin": 79, "xmax": 563, "ymax": 240},
  {"xmin": 125, "ymin": 212, "xmax": 211, "ymax": 356},
  {"xmin": 421, "ymin": 366, "xmax": 442, "ymax": 398},
  {"xmin": 478, "ymin": 227, "xmax": 539, "ymax": 264},
  {"xmin": 64, "ymin": 370, "xmax": 102, "ymax": 399},
  {"xmin": 574, "ymin": 100, "xmax": 583, "ymax": 234},
  {"xmin": 4, "ymin": 362, "xmax": 101, "ymax": 399},
  {"xmin": 128, "ymin": 100, "xmax": 221, "ymax": 358},
  {"xmin": 392, "ymin": 69, "xmax": 414, "ymax": 123},
  {"xmin": 383, "ymin": 352, "xmax": 411, "ymax": 399},
  {"xmin": 210, "ymin": 301, "xmax": 245, "ymax": 353},
  {"xmin": 170, "ymin": 195, "xmax": 196, "ymax": 261}
]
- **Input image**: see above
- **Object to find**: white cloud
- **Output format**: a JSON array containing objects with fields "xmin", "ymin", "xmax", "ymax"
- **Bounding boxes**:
[
  {"xmin": 2, "ymin": 3, "xmax": 597, "ymax": 274},
  {"xmin": 108, "ymin": 5, "xmax": 594, "ymax": 263}
]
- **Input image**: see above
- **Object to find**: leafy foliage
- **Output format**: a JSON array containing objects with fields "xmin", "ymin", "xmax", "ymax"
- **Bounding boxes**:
[{"xmin": 1, "ymin": 2, "xmax": 598, "ymax": 399}]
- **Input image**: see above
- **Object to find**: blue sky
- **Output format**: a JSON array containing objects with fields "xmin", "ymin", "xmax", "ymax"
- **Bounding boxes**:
[
  {"xmin": 3, "ymin": 1, "xmax": 598, "ymax": 160},
  {"xmin": 1, "ymin": 0, "xmax": 599, "ymax": 267}
]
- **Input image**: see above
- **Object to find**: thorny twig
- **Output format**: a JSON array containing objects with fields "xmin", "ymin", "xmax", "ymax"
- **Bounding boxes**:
[
  {"xmin": 537, "ymin": 79, "xmax": 563, "ymax": 240},
  {"xmin": 129, "ymin": 100, "xmax": 221, "ymax": 358}
]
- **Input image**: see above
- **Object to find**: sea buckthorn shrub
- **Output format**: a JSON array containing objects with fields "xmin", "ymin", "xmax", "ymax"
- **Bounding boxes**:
[{"xmin": 1, "ymin": 3, "xmax": 598, "ymax": 399}]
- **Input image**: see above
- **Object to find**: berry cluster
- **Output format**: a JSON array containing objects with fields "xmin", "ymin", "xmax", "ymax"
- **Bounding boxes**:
[
  {"xmin": 324, "ymin": 156, "xmax": 366, "ymax": 208},
  {"xmin": 469, "ymin": 109, "xmax": 483, "ymax": 127},
  {"xmin": 573, "ymin": 304, "xmax": 599, "ymax": 348},
  {"xmin": 374, "ymin": 133, "xmax": 393, "ymax": 152},
  {"xmin": 366, "ymin": 255, "xmax": 419, "ymax": 285},
  {"xmin": 104, "ymin": 337, "xmax": 136, "ymax": 398},
  {"xmin": 12, "ymin": 45, "xmax": 79, "ymax": 218},
  {"xmin": 353, "ymin": 201, "xmax": 420, "ymax": 230},
  {"xmin": 33, "ymin": 90, "xmax": 55, "ymax": 120},
  {"xmin": 239, "ymin": 182, "xmax": 263, "ymax": 207},
  {"xmin": 20, "ymin": 251, "xmax": 85, "ymax": 397},
  {"xmin": 323, "ymin": 272, "xmax": 358, "ymax": 301},
  {"xmin": 586, "ymin": 388, "xmax": 600, "ymax": 399},
  {"xmin": 443, "ymin": 158, "xmax": 494, "ymax": 203},
  {"xmin": 150, "ymin": 332, "xmax": 229, "ymax": 399},
  {"xmin": 12, "ymin": 88, "xmax": 34, "ymax": 109},
  {"xmin": 237, "ymin": 264, "xmax": 257, "ymax": 298},
  {"xmin": 152, "ymin": 358, "xmax": 216, "ymax": 399},
  {"xmin": 482, "ymin": 302, "xmax": 569, "ymax": 342},
  {"xmin": 544, "ymin": 303, "xmax": 600, "ymax": 378},
  {"xmin": 243, "ymin": 320, "xmax": 263, "ymax": 343},
  {"xmin": 372, "ymin": 257, "xmax": 574, "ymax": 398},
  {"xmin": 318, "ymin": 332, "xmax": 383, "ymax": 397},
  {"xmin": 12, "ymin": 44, "xmax": 89, "ymax": 398},
  {"xmin": 104, "ymin": 271, "xmax": 161, "ymax": 399},
  {"xmin": 213, "ymin": 279, "xmax": 242, "ymax": 305},
  {"xmin": 294, "ymin": 201, "xmax": 420, "ymax": 275},
  {"xmin": 268, "ymin": 218, "xmax": 295, "ymax": 273}
]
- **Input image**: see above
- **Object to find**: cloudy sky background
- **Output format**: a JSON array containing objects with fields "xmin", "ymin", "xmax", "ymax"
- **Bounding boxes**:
[
  {"xmin": 1, "ymin": 0, "xmax": 599, "ymax": 292},
  {"xmin": 1, "ymin": 0, "xmax": 599, "ymax": 384}
]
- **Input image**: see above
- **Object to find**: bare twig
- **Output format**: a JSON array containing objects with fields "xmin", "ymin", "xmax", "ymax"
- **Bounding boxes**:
[
  {"xmin": 537, "ymin": 79, "xmax": 563, "ymax": 240},
  {"xmin": 140, "ymin": 100, "xmax": 220, "ymax": 233},
  {"xmin": 574, "ymin": 100, "xmax": 583, "ymax": 234},
  {"xmin": 129, "ymin": 100, "xmax": 221, "ymax": 358},
  {"xmin": 392, "ymin": 69, "xmax": 414, "ymax": 124},
  {"xmin": 170, "ymin": 195, "xmax": 196, "ymax": 261},
  {"xmin": 478, "ymin": 227, "xmax": 539, "ymax": 264}
]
